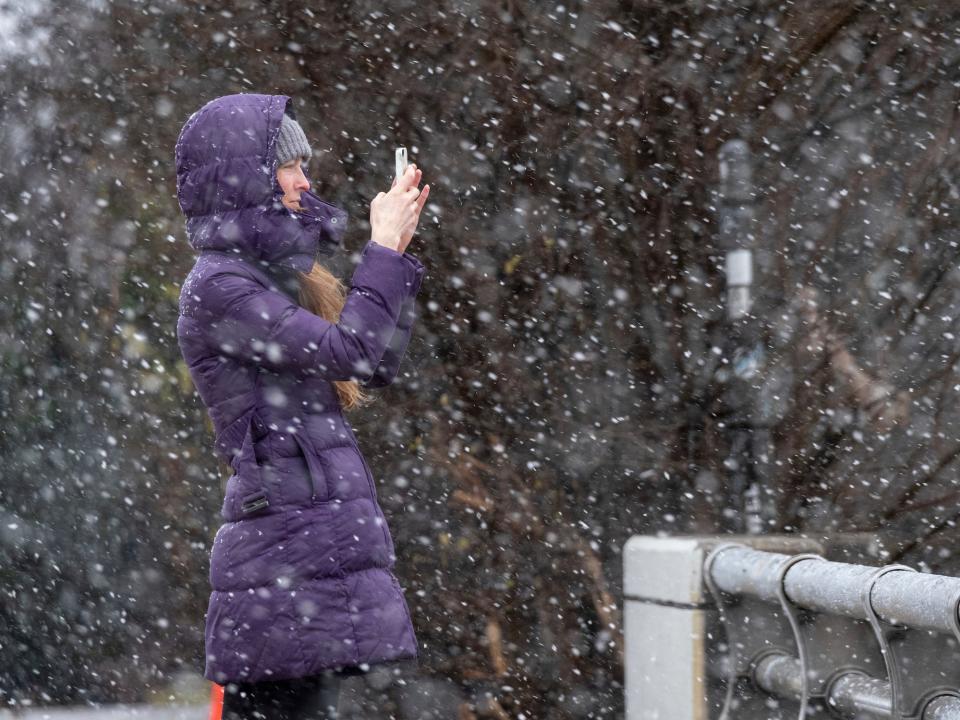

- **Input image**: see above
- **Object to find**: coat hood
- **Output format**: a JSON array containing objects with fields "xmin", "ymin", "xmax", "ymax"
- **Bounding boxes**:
[{"xmin": 174, "ymin": 93, "xmax": 348, "ymax": 273}]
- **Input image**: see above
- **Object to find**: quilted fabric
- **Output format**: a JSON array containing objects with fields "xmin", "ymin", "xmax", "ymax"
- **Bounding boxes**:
[{"xmin": 174, "ymin": 93, "xmax": 423, "ymax": 684}]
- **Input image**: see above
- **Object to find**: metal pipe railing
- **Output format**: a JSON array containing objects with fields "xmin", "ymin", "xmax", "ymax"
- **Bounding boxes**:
[
  {"xmin": 623, "ymin": 537, "xmax": 960, "ymax": 720},
  {"xmin": 753, "ymin": 653, "xmax": 960, "ymax": 719},
  {"xmin": 709, "ymin": 545, "xmax": 960, "ymax": 635},
  {"xmin": 928, "ymin": 696, "xmax": 960, "ymax": 720},
  {"xmin": 829, "ymin": 671, "xmax": 894, "ymax": 717}
]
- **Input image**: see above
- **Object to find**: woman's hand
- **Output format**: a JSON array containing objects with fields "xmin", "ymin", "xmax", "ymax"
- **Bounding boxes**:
[{"xmin": 369, "ymin": 163, "xmax": 430, "ymax": 253}]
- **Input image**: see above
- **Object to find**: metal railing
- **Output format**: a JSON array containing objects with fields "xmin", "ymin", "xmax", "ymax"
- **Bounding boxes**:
[{"xmin": 623, "ymin": 536, "xmax": 960, "ymax": 720}]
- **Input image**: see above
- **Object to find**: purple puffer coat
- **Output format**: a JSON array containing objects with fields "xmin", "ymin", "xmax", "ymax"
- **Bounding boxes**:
[{"xmin": 174, "ymin": 93, "xmax": 423, "ymax": 685}]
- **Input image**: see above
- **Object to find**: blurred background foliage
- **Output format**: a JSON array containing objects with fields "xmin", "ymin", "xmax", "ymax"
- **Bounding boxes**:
[{"xmin": 3, "ymin": 0, "xmax": 960, "ymax": 717}]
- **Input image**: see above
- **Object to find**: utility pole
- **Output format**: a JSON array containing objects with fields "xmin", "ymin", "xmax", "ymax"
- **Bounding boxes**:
[{"xmin": 717, "ymin": 139, "xmax": 769, "ymax": 535}]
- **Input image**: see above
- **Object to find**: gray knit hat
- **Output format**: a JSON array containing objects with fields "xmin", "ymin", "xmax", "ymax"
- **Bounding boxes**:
[{"xmin": 275, "ymin": 112, "xmax": 312, "ymax": 166}]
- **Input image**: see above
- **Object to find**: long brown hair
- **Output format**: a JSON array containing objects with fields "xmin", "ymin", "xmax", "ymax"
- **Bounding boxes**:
[{"xmin": 296, "ymin": 261, "xmax": 373, "ymax": 411}]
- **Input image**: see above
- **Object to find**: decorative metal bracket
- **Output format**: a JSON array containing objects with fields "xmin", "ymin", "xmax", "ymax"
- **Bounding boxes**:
[
  {"xmin": 774, "ymin": 552, "xmax": 825, "ymax": 720},
  {"xmin": 861, "ymin": 565, "xmax": 917, "ymax": 718},
  {"xmin": 860, "ymin": 564, "xmax": 960, "ymax": 719},
  {"xmin": 705, "ymin": 543, "xmax": 806, "ymax": 720}
]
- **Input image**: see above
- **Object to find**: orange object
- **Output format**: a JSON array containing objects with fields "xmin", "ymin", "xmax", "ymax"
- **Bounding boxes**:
[{"xmin": 209, "ymin": 682, "xmax": 224, "ymax": 720}]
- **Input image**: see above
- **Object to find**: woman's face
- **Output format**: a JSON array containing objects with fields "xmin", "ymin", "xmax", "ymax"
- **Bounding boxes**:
[{"xmin": 277, "ymin": 157, "xmax": 311, "ymax": 211}]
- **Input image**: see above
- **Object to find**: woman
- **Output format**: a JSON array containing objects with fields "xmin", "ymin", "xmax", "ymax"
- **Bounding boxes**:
[{"xmin": 174, "ymin": 93, "xmax": 430, "ymax": 719}]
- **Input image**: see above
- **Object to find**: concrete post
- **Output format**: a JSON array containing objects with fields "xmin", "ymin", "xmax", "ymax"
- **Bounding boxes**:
[
  {"xmin": 623, "ymin": 536, "xmax": 711, "ymax": 720},
  {"xmin": 623, "ymin": 535, "xmax": 825, "ymax": 719}
]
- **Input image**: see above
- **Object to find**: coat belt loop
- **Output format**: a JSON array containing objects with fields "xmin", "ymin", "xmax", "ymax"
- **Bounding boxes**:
[
  {"xmin": 291, "ymin": 431, "xmax": 325, "ymax": 501},
  {"xmin": 238, "ymin": 368, "xmax": 270, "ymax": 517},
  {"xmin": 237, "ymin": 412, "xmax": 271, "ymax": 516}
]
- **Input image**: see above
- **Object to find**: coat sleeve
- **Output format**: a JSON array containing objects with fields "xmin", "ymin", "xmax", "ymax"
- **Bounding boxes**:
[
  {"xmin": 199, "ymin": 240, "xmax": 422, "ymax": 381},
  {"xmin": 361, "ymin": 250, "xmax": 426, "ymax": 388}
]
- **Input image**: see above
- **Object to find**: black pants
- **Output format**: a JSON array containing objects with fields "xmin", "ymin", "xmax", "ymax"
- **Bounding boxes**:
[{"xmin": 222, "ymin": 670, "xmax": 343, "ymax": 720}]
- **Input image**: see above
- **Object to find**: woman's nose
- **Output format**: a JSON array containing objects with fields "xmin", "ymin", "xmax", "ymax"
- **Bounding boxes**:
[{"xmin": 297, "ymin": 168, "xmax": 311, "ymax": 191}]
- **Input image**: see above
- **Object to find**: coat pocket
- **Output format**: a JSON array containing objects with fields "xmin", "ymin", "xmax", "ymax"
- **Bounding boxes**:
[{"xmin": 314, "ymin": 446, "xmax": 373, "ymax": 503}]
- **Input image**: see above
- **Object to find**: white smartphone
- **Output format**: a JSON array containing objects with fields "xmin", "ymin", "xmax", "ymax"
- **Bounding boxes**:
[{"xmin": 395, "ymin": 147, "xmax": 408, "ymax": 182}]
